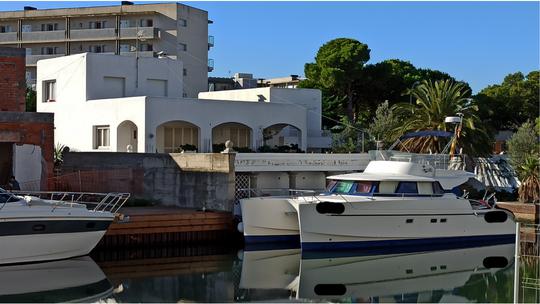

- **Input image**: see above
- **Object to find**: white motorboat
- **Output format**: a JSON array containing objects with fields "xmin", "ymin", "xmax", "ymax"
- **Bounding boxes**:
[
  {"xmin": 292, "ymin": 160, "xmax": 515, "ymax": 251},
  {"xmin": 0, "ymin": 256, "xmax": 113, "ymax": 302},
  {"xmin": 0, "ymin": 188, "xmax": 129, "ymax": 265},
  {"xmin": 238, "ymin": 243, "xmax": 514, "ymax": 302},
  {"xmin": 240, "ymin": 156, "xmax": 484, "ymax": 245}
]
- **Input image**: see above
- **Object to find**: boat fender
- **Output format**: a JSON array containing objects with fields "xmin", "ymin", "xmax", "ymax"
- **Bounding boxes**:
[
  {"xmin": 237, "ymin": 222, "xmax": 244, "ymax": 233},
  {"xmin": 314, "ymin": 284, "xmax": 346, "ymax": 296},
  {"xmin": 316, "ymin": 202, "xmax": 345, "ymax": 214},
  {"xmin": 483, "ymin": 256, "xmax": 508, "ymax": 268},
  {"xmin": 484, "ymin": 210, "xmax": 508, "ymax": 223}
]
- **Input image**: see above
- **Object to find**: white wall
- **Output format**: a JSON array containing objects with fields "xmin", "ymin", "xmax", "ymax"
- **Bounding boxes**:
[
  {"xmin": 14, "ymin": 144, "xmax": 42, "ymax": 188},
  {"xmin": 144, "ymin": 97, "xmax": 308, "ymax": 153},
  {"xmin": 199, "ymin": 87, "xmax": 322, "ymax": 136}
]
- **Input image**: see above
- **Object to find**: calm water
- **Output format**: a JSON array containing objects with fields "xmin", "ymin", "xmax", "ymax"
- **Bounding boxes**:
[{"xmin": 0, "ymin": 241, "xmax": 538, "ymax": 303}]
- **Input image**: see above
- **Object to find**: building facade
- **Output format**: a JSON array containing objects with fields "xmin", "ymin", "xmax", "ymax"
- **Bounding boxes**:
[
  {"xmin": 37, "ymin": 53, "xmax": 331, "ymax": 154},
  {"xmin": 0, "ymin": 2, "xmax": 213, "ymax": 97}
]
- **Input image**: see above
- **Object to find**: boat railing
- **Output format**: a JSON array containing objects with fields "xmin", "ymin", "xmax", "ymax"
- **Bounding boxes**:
[
  {"xmin": 368, "ymin": 150, "xmax": 465, "ymax": 170},
  {"xmin": 6, "ymin": 190, "xmax": 130, "ymax": 214},
  {"xmin": 236, "ymin": 187, "xmax": 323, "ymax": 201}
]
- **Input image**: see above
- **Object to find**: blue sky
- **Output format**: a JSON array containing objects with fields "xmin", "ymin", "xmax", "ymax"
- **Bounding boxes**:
[{"xmin": 1, "ymin": 1, "xmax": 538, "ymax": 92}]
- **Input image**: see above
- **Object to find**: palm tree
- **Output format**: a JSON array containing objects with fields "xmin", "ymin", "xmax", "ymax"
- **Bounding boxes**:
[
  {"xmin": 518, "ymin": 155, "xmax": 540, "ymax": 203},
  {"xmin": 394, "ymin": 79, "xmax": 492, "ymax": 156}
]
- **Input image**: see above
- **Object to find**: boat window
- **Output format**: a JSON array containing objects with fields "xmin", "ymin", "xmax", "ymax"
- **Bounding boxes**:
[
  {"xmin": 330, "ymin": 181, "xmax": 355, "ymax": 194},
  {"xmin": 352, "ymin": 181, "xmax": 373, "ymax": 194},
  {"xmin": 432, "ymin": 182, "xmax": 445, "ymax": 195},
  {"xmin": 395, "ymin": 181, "xmax": 418, "ymax": 194},
  {"xmin": 325, "ymin": 180, "xmax": 337, "ymax": 192}
]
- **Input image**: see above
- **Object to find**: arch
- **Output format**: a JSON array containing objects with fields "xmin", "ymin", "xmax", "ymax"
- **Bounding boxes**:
[
  {"xmin": 117, "ymin": 120, "xmax": 138, "ymax": 152},
  {"xmin": 263, "ymin": 123, "xmax": 302, "ymax": 151},
  {"xmin": 156, "ymin": 120, "xmax": 200, "ymax": 153},
  {"xmin": 212, "ymin": 122, "xmax": 253, "ymax": 152}
]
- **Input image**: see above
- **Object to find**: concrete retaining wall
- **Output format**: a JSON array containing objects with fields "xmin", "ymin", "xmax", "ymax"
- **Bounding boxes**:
[{"xmin": 61, "ymin": 152, "xmax": 236, "ymax": 211}]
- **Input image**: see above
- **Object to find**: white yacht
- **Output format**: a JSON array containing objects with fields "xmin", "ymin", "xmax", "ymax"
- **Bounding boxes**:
[
  {"xmin": 0, "ymin": 188, "xmax": 129, "ymax": 265},
  {"xmin": 240, "ymin": 158, "xmax": 515, "ymax": 250}
]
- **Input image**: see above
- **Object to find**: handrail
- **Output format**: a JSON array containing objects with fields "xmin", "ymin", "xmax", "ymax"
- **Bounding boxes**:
[{"xmin": 7, "ymin": 190, "xmax": 130, "ymax": 214}]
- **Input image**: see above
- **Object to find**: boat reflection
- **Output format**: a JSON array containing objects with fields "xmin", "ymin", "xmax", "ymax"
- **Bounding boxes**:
[
  {"xmin": 0, "ymin": 256, "xmax": 113, "ymax": 303},
  {"xmin": 239, "ymin": 243, "xmax": 515, "ymax": 302}
]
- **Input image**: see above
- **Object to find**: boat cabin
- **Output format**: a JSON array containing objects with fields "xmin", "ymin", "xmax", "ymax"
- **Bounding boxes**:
[{"xmin": 324, "ymin": 179, "xmax": 445, "ymax": 197}]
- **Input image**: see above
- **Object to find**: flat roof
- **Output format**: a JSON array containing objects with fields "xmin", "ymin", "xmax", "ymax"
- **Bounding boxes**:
[{"xmin": 0, "ymin": 2, "xmax": 207, "ymax": 20}]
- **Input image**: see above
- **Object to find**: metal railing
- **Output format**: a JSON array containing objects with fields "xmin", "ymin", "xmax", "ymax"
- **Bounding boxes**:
[
  {"xmin": 368, "ymin": 150, "xmax": 467, "ymax": 170},
  {"xmin": 5, "ymin": 190, "xmax": 130, "ymax": 214},
  {"xmin": 514, "ymin": 222, "xmax": 540, "ymax": 303}
]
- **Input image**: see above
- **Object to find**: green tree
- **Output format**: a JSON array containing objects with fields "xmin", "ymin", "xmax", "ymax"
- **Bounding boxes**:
[
  {"xmin": 367, "ymin": 100, "xmax": 402, "ymax": 147},
  {"xmin": 303, "ymin": 38, "xmax": 370, "ymax": 122},
  {"xmin": 507, "ymin": 121, "xmax": 539, "ymax": 174},
  {"xmin": 475, "ymin": 71, "xmax": 539, "ymax": 131},
  {"xmin": 25, "ymin": 88, "xmax": 36, "ymax": 112},
  {"xmin": 395, "ymin": 79, "xmax": 492, "ymax": 156}
]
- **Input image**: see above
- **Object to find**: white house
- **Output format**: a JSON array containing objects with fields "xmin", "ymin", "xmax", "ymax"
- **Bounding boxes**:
[{"xmin": 37, "ymin": 53, "xmax": 331, "ymax": 153}]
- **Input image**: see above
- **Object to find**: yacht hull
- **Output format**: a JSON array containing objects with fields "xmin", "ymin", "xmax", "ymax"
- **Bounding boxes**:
[
  {"xmin": 296, "ymin": 201, "xmax": 516, "ymax": 251},
  {"xmin": 240, "ymin": 197, "xmax": 299, "ymax": 243},
  {"xmin": 0, "ymin": 219, "xmax": 112, "ymax": 265}
]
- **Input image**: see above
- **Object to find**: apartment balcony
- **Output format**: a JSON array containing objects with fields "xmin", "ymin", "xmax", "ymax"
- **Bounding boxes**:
[
  {"xmin": 0, "ymin": 32, "xmax": 17, "ymax": 44},
  {"xmin": 26, "ymin": 54, "xmax": 65, "ymax": 66},
  {"xmin": 208, "ymin": 58, "xmax": 214, "ymax": 72},
  {"xmin": 22, "ymin": 30, "xmax": 65, "ymax": 42},
  {"xmin": 120, "ymin": 51, "xmax": 156, "ymax": 57},
  {"xmin": 70, "ymin": 28, "xmax": 116, "ymax": 41},
  {"xmin": 208, "ymin": 35, "xmax": 214, "ymax": 49},
  {"xmin": 119, "ymin": 27, "xmax": 158, "ymax": 40}
]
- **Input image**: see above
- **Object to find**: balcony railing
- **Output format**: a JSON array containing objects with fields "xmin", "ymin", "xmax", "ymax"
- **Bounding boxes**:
[
  {"xmin": 208, "ymin": 58, "xmax": 214, "ymax": 72},
  {"xmin": 26, "ymin": 53, "xmax": 65, "ymax": 66},
  {"xmin": 208, "ymin": 35, "xmax": 214, "ymax": 48},
  {"xmin": 70, "ymin": 28, "xmax": 116, "ymax": 40},
  {"xmin": 120, "ymin": 51, "xmax": 155, "ymax": 57},
  {"xmin": 0, "ymin": 32, "xmax": 17, "ymax": 44},
  {"xmin": 22, "ymin": 30, "xmax": 65, "ymax": 42},
  {"xmin": 119, "ymin": 27, "xmax": 158, "ymax": 40}
]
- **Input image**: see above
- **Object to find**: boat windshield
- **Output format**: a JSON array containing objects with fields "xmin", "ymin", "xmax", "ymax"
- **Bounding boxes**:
[{"xmin": 326, "ymin": 180, "xmax": 375, "ymax": 195}]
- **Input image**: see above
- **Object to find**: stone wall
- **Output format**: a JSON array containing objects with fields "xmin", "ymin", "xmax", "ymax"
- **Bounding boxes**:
[{"xmin": 61, "ymin": 152, "xmax": 236, "ymax": 211}]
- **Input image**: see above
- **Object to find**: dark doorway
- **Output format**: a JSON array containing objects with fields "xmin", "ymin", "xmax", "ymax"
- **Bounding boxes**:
[{"xmin": 0, "ymin": 143, "xmax": 13, "ymax": 186}]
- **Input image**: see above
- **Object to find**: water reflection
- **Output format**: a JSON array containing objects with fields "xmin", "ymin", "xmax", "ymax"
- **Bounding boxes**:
[
  {"xmin": 0, "ymin": 256, "xmax": 112, "ymax": 303},
  {"xmin": 0, "ymin": 242, "xmax": 537, "ymax": 303},
  {"xmin": 239, "ymin": 244, "xmax": 515, "ymax": 302}
]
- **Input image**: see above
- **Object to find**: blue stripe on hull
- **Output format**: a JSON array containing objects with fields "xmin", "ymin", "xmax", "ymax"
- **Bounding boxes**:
[
  {"xmin": 301, "ymin": 234, "xmax": 516, "ymax": 253},
  {"xmin": 244, "ymin": 235, "xmax": 300, "ymax": 251}
]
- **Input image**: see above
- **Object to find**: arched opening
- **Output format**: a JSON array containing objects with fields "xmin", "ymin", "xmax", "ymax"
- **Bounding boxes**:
[
  {"xmin": 156, "ymin": 120, "xmax": 200, "ymax": 153},
  {"xmin": 212, "ymin": 122, "xmax": 252, "ymax": 152},
  {"xmin": 117, "ymin": 120, "xmax": 138, "ymax": 152},
  {"xmin": 262, "ymin": 124, "xmax": 302, "ymax": 152}
]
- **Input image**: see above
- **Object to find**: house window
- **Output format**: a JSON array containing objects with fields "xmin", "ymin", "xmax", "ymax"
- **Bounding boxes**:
[
  {"xmin": 139, "ymin": 43, "xmax": 153, "ymax": 52},
  {"xmin": 89, "ymin": 45, "xmax": 106, "ymax": 53},
  {"xmin": 0, "ymin": 25, "xmax": 12, "ymax": 33},
  {"xmin": 43, "ymin": 80, "xmax": 56, "ymax": 102},
  {"xmin": 179, "ymin": 19, "xmax": 187, "ymax": 27},
  {"xmin": 41, "ymin": 23, "xmax": 58, "ymax": 31},
  {"xmin": 179, "ymin": 43, "xmax": 187, "ymax": 51},
  {"xmin": 183, "ymin": 68, "xmax": 187, "ymax": 76},
  {"xmin": 41, "ymin": 47, "xmax": 58, "ymax": 55},
  {"xmin": 94, "ymin": 126, "xmax": 110, "ymax": 149},
  {"xmin": 139, "ymin": 19, "xmax": 153, "ymax": 27},
  {"xmin": 89, "ymin": 21, "xmax": 106, "ymax": 29}
]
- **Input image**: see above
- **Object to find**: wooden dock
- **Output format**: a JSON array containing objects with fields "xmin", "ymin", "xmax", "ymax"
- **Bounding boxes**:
[{"xmin": 98, "ymin": 207, "xmax": 237, "ymax": 247}]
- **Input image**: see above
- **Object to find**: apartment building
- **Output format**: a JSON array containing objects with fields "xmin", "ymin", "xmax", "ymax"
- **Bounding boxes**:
[{"xmin": 0, "ymin": 1, "xmax": 213, "ymax": 97}]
